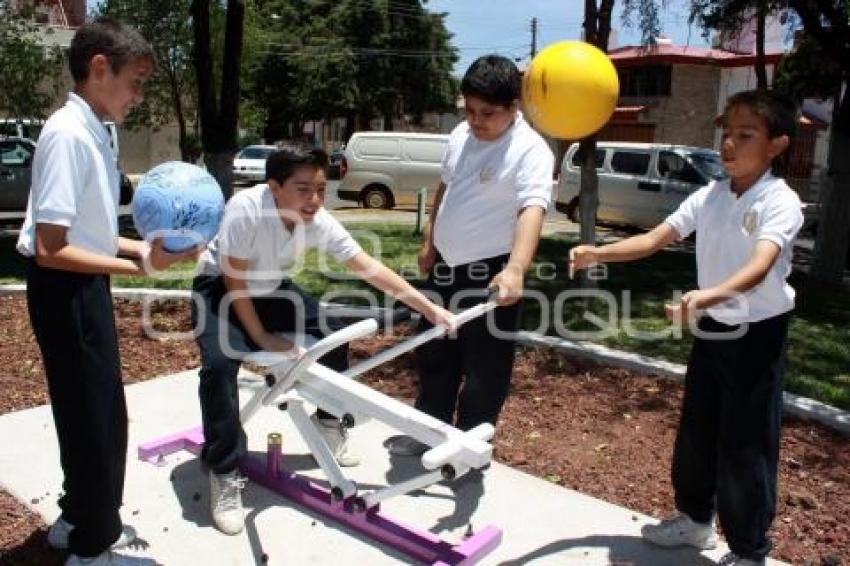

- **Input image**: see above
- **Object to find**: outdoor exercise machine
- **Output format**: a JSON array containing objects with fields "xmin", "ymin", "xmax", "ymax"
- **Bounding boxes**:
[{"xmin": 138, "ymin": 294, "xmax": 502, "ymax": 565}]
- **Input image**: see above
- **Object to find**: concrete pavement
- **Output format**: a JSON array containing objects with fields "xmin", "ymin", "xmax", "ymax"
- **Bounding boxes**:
[{"xmin": 0, "ymin": 368, "xmax": 786, "ymax": 565}]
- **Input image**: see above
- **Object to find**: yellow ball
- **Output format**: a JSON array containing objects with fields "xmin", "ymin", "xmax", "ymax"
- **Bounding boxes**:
[{"xmin": 522, "ymin": 40, "xmax": 620, "ymax": 139}]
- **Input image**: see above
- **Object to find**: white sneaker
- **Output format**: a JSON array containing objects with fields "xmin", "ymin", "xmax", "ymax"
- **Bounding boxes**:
[
  {"xmin": 717, "ymin": 552, "xmax": 765, "ymax": 566},
  {"xmin": 65, "ymin": 550, "xmax": 157, "ymax": 565},
  {"xmin": 209, "ymin": 470, "xmax": 246, "ymax": 535},
  {"xmin": 48, "ymin": 517, "xmax": 137, "ymax": 550},
  {"xmin": 641, "ymin": 513, "xmax": 718, "ymax": 549},
  {"xmin": 311, "ymin": 414, "xmax": 360, "ymax": 467},
  {"xmin": 387, "ymin": 435, "xmax": 429, "ymax": 457}
]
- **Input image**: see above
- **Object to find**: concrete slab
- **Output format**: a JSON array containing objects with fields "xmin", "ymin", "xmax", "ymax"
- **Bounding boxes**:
[{"xmin": 0, "ymin": 370, "xmax": 786, "ymax": 565}]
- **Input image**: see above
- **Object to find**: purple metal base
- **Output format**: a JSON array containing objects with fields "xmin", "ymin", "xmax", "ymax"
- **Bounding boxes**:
[{"xmin": 138, "ymin": 427, "xmax": 502, "ymax": 566}]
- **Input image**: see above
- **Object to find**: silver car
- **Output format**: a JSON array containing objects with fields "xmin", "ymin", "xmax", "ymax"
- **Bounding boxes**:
[
  {"xmin": 232, "ymin": 144, "xmax": 276, "ymax": 184},
  {"xmin": 556, "ymin": 142, "xmax": 727, "ymax": 228}
]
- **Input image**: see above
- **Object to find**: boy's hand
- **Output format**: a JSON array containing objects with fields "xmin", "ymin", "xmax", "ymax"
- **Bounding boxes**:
[
  {"xmin": 489, "ymin": 264, "xmax": 524, "ymax": 306},
  {"xmin": 143, "ymin": 238, "xmax": 203, "ymax": 273},
  {"xmin": 417, "ymin": 241, "xmax": 437, "ymax": 275},
  {"xmin": 568, "ymin": 245, "xmax": 599, "ymax": 279},
  {"xmin": 425, "ymin": 304, "xmax": 458, "ymax": 334},
  {"xmin": 665, "ymin": 289, "xmax": 712, "ymax": 324},
  {"xmin": 256, "ymin": 332, "xmax": 307, "ymax": 359}
]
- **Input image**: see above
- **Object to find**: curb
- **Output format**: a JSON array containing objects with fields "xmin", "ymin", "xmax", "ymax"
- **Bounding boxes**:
[{"xmin": 2, "ymin": 284, "xmax": 848, "ymax": 437}]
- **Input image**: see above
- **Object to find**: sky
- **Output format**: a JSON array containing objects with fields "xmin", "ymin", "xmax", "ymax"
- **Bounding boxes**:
[
  {"xmin": 426, "ymin": 0, "xmax": 711, "ymax": 75},
  {"xmin": 85, "ymin": 0, "xmax": 711, "ymax": 77}
]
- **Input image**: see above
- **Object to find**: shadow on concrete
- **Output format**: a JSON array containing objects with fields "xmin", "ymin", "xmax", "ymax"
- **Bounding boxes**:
[{"xmin": 496, "ymin": 534, "xmax": 717, "ymax": 566}]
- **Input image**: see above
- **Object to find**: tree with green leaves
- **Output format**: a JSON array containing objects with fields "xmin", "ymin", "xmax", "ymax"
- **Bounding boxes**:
[
  {"xmin": 95, "ymin": 0, "xmax": 199, "ymax": 162},
  {"xmin": 0, "ymin": 1, "xmax": 64, "ymax": 120},
  {"xmin": 244, "ymin": 0, "xmax": 457, "ymax": 141}
]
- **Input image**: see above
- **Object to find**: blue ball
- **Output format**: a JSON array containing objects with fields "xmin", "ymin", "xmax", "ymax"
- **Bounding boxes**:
[{"xmin": 131, "ymin": 162, "xmax": 225, "ymax": 253}]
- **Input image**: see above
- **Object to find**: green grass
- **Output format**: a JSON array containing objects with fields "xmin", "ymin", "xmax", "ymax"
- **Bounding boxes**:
[{"xmin": 2, "ymin": 223, "xmax": 849, "ymax": 409}]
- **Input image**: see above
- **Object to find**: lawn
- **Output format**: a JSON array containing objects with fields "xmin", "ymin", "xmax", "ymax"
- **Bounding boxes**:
[{"xmin": 1, "ymin": 223, "xmax": 848, "ymax": 409}]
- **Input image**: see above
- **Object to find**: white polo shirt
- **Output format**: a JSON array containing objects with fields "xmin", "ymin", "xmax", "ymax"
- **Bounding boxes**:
[
  {"xmin": 665, "ymin": 171, "xmax": 803, "ymax": 325},
  {"xmin": 433, "ymin": 113, "xmax": 554, "ymax": 266},
  {"xmin": 197, "ymin": 184, "xmax": 363, "ymax": 295},
  {"xmin": 17, "ymin": 92, "xmax": 121, "ymax": 258}
]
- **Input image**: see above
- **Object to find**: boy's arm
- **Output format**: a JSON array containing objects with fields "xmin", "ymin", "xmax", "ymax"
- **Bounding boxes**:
[
  {"xmin": 345, "ymin": 251, "xmax": 455, "ymax": 329},
  {"xmin": 569, "ymin": 222, "xmax": 680, "ymax": 278},
  {"xmin": 418, "ymin": 182, "xmax": 447, "ymax": 274},
  {"xmin": 35, "ymin": 224, "xmax": 195, "ymax": 275},
  {"xmin": 668, "ymin": 240, "xmax": 781, "ymax": 324},
  {"xmin": 117, "ymin": 236, "xmax": 150, "ymax": 260},
  {"xmin": 489, "ymin": 205, "xmax": 545, "ymax": 305},
  {"xmin": 221, "ymin": 255, "xmax": 300, "ymax": 354}
]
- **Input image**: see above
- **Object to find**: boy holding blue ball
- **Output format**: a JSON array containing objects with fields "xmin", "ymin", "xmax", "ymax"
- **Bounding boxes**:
[
  {"xmin": 16, "ymin": 18, "xmax": 195, "ymax": 566},
  {"xmin": 192, "ymin": 145, "xmax": 455, "ymax": 535}
]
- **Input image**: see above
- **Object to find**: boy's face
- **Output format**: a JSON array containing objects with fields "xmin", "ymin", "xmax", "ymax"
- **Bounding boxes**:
[
  {"xmin": 87, "ymin": 54, "xmax": 153, "ymax": 124},
  {"xmin": 464, "ymin": 96, "xmax": 518, "ymax": 141},
  {"xmin": 269, "ymin": 166, "xmax": 327, "ymax": 225},
  {"xmin": 720, "ymin": 105, "xmax": 789, "ymax": 189}
]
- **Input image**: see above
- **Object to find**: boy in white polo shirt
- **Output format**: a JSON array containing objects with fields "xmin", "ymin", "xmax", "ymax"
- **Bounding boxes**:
[
  {"xmin": 570, "ymin": 90, "xmax": 803, "ymax": 566},
  {"xmin": 192, "ymin": 145, "xmax": 455, "ymax": 535},
  {"xmin": 389, "ymin": 55, "xmax": 554, "ymax": 455},
  {"xmin": 17, "ymin": 18, "xmax": 195, "ymax": 566}
]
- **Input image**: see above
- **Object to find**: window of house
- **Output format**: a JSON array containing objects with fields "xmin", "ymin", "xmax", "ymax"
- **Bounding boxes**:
[
  {"xmin": 618, "ymin": 65, "xmax": 672, "ymax": 97},
  {"xmin": 611, "ymin": 151, "xmax": 651, "ymax": 175}
]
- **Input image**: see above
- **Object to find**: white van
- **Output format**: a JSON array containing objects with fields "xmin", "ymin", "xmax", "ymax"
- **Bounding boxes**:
[
  {"xmin": 337, "ymin": 132, "xmax": 449, "ymax": 209},
  {"xmin": 556, "ymin": 142, "xmax": 727, "ymax": 229}
]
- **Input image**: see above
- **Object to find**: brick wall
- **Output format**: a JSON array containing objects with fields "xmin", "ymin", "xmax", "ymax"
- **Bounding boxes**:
[{"xmin": 617, "ymin": 64, "xmax": 721, "ymax": 149}]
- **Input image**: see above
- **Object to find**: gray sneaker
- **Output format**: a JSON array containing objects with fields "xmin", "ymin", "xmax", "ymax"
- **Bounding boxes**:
[
  {"xmin": 717, "ymin": 552, "xmax": 765, "ymax": 566},
  {"xmin": 641, "ymin": 513, "xmax": 718, "ymax": 549},
  {"xmin": 209, "ymin": 470, "xmax": 246, "ymax": 535},
  {"xmin": 48, "ymin": 517, "xmax": 137, "ymax": 550},
  {"xmin": 311, "ymin": 414, "xmax": 360, "ymax": 467},
  {"xmin": 387, "ymin": 435, "xmax": 429, "ymax": 457}
]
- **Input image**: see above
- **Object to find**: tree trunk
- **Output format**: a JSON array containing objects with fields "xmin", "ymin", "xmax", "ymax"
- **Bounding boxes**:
[
  {"xmin": 577, "ymin": 0, "xmax": 613, "ymax": 288},
  {"xmin": 190, "ymin": 0, "xmax": 243, "ymax": 200},
  {"xmin": 755, "ymin": 2, "xmax": 768, "ymax": 89},
  {"xmin": 383, "ymin": 109, "xmax": 394, "ymax": 131},
  {"xmin": 205, "ymin": 151, "xmax": 235, "ymax": 201},
  {"xmin": 810, "ymin": 85, "xmax": 850, "ymax": 285}
]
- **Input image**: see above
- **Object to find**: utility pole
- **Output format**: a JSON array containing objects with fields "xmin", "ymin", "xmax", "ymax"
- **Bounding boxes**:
[{"xmin": 530, "ymin": 17, "xmax": 538, "ymax": 58}]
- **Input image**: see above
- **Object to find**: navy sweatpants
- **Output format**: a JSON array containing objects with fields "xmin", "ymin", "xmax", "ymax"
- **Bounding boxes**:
[
  {"xmin": 672, "ymin": 313, "xmax": 790, "ymax": 560},
  {"xmin": 27, "ymin": 262, "xmax": 126, "ymax": 558}
]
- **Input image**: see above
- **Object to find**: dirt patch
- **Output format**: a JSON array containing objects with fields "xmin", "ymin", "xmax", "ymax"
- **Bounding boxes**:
[{"xmin": 0, "ymin": 295, "xmax": 846, "ymax": 565}]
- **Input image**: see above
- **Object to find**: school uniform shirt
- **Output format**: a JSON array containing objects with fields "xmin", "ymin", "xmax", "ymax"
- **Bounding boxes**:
[
  {"xmin": 433, "ymin": 112, "xmax": 554, "ymax": 267},
  {"xmin": 197, "ymin": 184, "xmax": 363, "ymax": 295},
  {"xmin": 17, "ymin": 92, "xmax": 121, "ymax": 257},
  {"xmin": 665, "ymin": 171, "xmax": 804, "ymax": 325}
]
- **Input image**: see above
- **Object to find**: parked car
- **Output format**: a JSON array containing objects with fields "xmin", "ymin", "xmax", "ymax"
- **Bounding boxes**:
[
  {"xmin": 0, "ymin": 136, "xmax": 133, "ymax": 212},
  {"xmin": 232, "ymin": 144, "xmax": 276, "ymax": 184},
  {"xmin": 556, "ymin": 142, "xmax": 728, "ymax": 228},
  {"xmin": 337, "ymin": 132, "xmax": 449, "ymax": 209}
]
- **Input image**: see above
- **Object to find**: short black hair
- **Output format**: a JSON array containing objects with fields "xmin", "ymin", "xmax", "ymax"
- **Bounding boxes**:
[
  {"xmin": 460, "ymin": 55, "xmax": 521, "ymax": 107},
  {"xmin": 266, "ymin": 145, "xmax": 328, "ymax": 184},
  {"xmin": 722, "ymin": 89, "xmax": 799, "ymax": 140},
  {"xmin": 68, "ymin": 17, "xmax": 154, "ymax": 83},
  {"xmin": 720, "ymin": 89, "xmax": 799, "ymax": 174}
]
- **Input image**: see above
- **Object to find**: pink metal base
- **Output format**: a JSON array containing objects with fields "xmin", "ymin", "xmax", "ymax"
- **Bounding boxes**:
[{"xmin": 138, "ymin": 427, "xmax": 501, "ymax": 566}]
